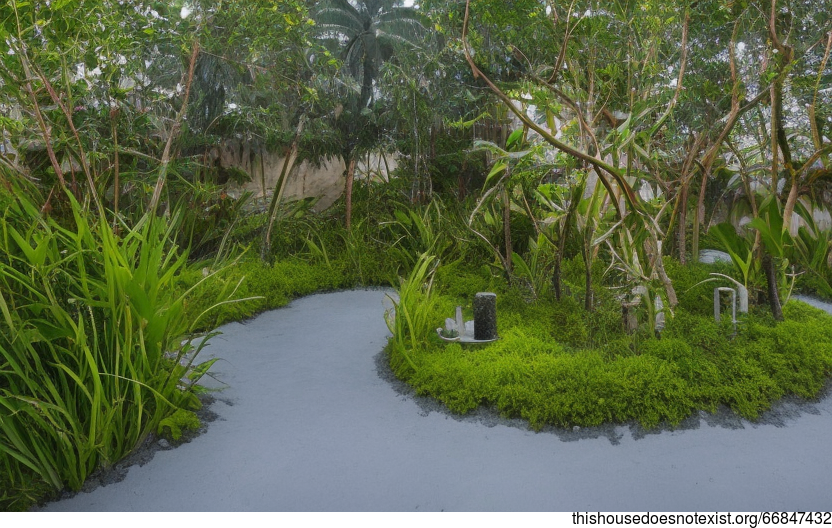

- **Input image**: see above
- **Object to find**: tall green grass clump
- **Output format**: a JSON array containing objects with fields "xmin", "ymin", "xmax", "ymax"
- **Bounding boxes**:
[
  {"xmin": 386, "ymin": 254, "xmax": 444, "ymax": 375},
  {"xmin": 0, "ymin": 190, "xmax": 230, "ymax": 509}
]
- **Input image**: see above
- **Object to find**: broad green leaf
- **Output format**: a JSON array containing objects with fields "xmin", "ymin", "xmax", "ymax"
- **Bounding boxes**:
[
  {"xmin": 506, "ymin": 128, "xmax": 523, "ymax": 150},
  {"xmin": 187, "ymin": 357, "xmax": 220, "ymax": 382},
  {"xmin": 484, "ymin": 160, "xmax": 507, "ymax": 188}
]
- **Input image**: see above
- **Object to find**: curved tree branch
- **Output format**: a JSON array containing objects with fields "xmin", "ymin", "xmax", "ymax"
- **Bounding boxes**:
[
  {"xmin": 149, "ymin": 41, "xmax": 200, "ymax": 215},
  {"xmin": 462, "ymin": 0, "xmax": 641, "ymax": 219}
]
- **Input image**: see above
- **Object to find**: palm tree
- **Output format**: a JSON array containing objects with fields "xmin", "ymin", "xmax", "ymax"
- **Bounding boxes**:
[{"xmin": 313, "ymin": 0, "xmax": 429, "ymax": 229}]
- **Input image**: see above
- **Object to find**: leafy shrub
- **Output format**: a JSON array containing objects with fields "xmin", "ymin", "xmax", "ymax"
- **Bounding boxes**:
[
  {"xmin": 434, "ymin": 261, "xmax": 496, "ymax": 300},
  {"xmin": 0, "ymin": 190, "xmax": 231, "ymax": 505},
  {"xmin": 388, "ymin": 270, "xmax": 832, "ymax": 431},
  {"xmin": 665, "ymin": 258, "xmax": 737, "ymax": 316},
  {"xmin": 386, "ymin": 254, "xmax": 442, "ymax": 375},
  {"xmin": 663, "ymin": 311, "xmax": 729, "ymax": 354}
]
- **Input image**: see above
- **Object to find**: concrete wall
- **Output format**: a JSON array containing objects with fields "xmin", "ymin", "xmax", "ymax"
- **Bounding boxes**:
[{"xmin": 218, "ymin": 141, "xmax": 400, "ymax": 211}]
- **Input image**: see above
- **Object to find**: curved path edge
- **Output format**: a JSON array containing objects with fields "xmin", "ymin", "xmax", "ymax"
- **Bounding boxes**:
[{"xmin": 42, "ymin": 289, "xmax": 832, "ymax": 511}]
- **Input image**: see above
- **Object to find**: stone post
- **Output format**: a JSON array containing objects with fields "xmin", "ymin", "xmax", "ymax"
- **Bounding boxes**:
[
  {"xmin": 473, "ymin": 292, "xmax": 497, "ymax": 340},
  {"xmin": 737, "ymin": 284, "xmax": 749, "ymax": 314},
  {"xmin": 714, "ymin": 287, "xmax": 737, "ymax": 324}
]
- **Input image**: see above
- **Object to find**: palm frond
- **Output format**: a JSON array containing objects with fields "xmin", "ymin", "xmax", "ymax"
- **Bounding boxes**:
[
  {"xmin": 313, "ymin": 0, "xmax": 364, "ymax": 30},
  {"xmin": 314, "ymin": 14, "xmax": 363, "ymax": 36},
  {"xmin": 376, "ymin": 29, "xmax": 426, "ymax": 51},
  {"xmin": 377, "ymin": 7, "xmax": 430, "ymax": 26}
]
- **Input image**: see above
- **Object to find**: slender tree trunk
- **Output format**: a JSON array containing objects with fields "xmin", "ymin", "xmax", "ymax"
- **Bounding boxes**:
[
  {"xmin": 691, "ymin": 190, "xmax": 700, "ymax": 264},
  {"xmin": 768, "ymin": 0, "xmax": 795, "ymax": 203},
  {"xmin": 260, "ymin": 149, "xmax": 267, "ymax": 208},
  {"xmin": 553, "ymin": 236, "xmax": 565, "ymax": 301},
  {"xmin": 149, "ymin": 41, "xmax": 200, "ymax": 214},
  {"xmin": 503, "ymin": 185, "xmax": 512, "ymax": 275},
  {"xmin": 553, "ymin": 259, "xmax": 562, "ymax": 300},
  {"xmin": 677, "ymin": 185, "xmax": 687, "ymax": 265},
  {"xmin": 695, "ymin": 167, "xmax": 710, "ymax": 256},
  {"xmin": 673, "ymin": 136, "xmax": 704, "ymax": 264},
  {"xmin": 763, "ymin": 253, "xmax": 784, "ymax": 321},
  {"xmin": 263, "ymin": 116, "xmax": 306, "ymax": 259},
  {"xmin": 646, "ymin": 237, "xmax": 678, "ymax": 308},
  {"xmin": 345, "ymin": 156, "xmax": 356, "ymax": 231},
  {"xmin": 583, "ymin": 246, "xmax": 593, "ymax": 311},
  {"xmin": 18, "ymin": 52, "xmax": 67, "ymax": 191},
  {"xmin": 783, "ymin": 181, "xmax": 800, "ymax": 236},
  {"xmin": 690, "ymin": 174, "xmax": 708, "ymax": 262}
]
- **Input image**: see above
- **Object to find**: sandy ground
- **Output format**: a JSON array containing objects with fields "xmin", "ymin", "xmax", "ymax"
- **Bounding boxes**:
[{"xmin": 41, "ymin": 289, "xmax": 832, "ymax": 511}]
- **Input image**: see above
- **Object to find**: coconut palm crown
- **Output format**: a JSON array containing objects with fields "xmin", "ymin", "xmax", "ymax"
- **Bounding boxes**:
[{"xmin": 313, "ymin": 0, "xmax": 431, "ymax": 110}]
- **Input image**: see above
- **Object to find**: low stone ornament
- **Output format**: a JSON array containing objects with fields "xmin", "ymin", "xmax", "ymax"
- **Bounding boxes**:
[{"xmin": 436, "ymin": 293, "xmax": 498, "ymax": 344}]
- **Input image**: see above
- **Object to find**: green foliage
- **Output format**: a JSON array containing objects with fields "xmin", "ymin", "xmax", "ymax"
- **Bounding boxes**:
[
  {"xmin": 710, "ymin": 222, "xmax": 756, "ymax": 287},
  {"xmin": 180, "ymin": 256, "xmax": 339, "ymax": 331},
  {"xmin": 0, "ymin": 187, "xmax": 235, "ymax": 507},
  {"xmin": 665, "ymin": 257, "xmax": 737, "ymax": 316},
  {"xmin": 386, "ymin": 253, "xmax": 441, "ymax": 374},
  {"xmin": 383, "ymin": 200, "xmax": 452, "ymax": 269},
  {"xmin": 434, "ymin": 261, "xmax": 496, "ymax": 300},
  {"xmin": 173, "ymin": 187, "xmax": 254, "ymax": 261},
  {"xmin": 511, "ymin": 233, "xmax": 556, "ymax": 299},
  {"xmin": 2, "ymin": 0, "xmax": 832, "ymax": 496},
  {"xmin": 791, "ymin": 201, "xmax": 832, "ymax": 298},
  {"xmin": 157, "ymin": 409, "xmax": 201, "ymax": 442},
  {"xmin": 2, "ymin": 147, "xmax": 831, "ymax": 509},
  {"xmin": 388, "ymin": 263, "xmax": 832, "ymax": 431},
  {"xmin": 749, "ymin": 197, "xmax": 788, "ymax": 260}
]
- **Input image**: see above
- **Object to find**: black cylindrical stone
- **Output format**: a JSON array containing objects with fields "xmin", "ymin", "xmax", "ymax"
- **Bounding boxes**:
[{"xmin": 473, "ymin": 292, "xmax": 497, "ymax": 340}]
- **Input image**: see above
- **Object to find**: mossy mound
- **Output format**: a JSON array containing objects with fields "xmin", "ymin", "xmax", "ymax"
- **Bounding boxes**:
[{"xmin": 389, "ymin": 263, "xmax": 832, "ymax": 430}]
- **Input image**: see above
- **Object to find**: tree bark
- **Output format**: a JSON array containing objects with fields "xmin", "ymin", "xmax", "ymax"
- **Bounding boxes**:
[
  {"xmin": 646, "ymin": 238, "xmax": 678, "ymax": 309},
  {"xmin": 263, "ymin": 116, "xmax": 306, "ymax": 259},
  {"xmin": 345, "ymin": 156, "xmax": 356, "ymax": 231},
  {"xmin": 503, "ymin": 185, "xmax": 513, "ymax": 275},
  {"xmin": 583, "ymin": 247, "xmax": 593, "ymax": 312},
  {"xmin": 763, "ymin": 253, "xmax": 784, "ymax": 321},
  {"xmin": 677, "ymin": 185, "xmax": 687, "ymax": 265}
]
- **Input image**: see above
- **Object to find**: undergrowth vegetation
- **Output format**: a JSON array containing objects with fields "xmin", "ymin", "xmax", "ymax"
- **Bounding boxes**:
[
  {"xmin": 3, "ymin": 176, "xmax": 832, "ymax": 511},
  {"xmin": 387, "ymin": 255, "xmax": 832, "ymax": 430},
  {"xmin": 0, "ymin": 185, "xmax": 240, "ymax": 510},
  {"xmin": 4, "ymin": 0, "xmax": 832, "ymax": 513}
]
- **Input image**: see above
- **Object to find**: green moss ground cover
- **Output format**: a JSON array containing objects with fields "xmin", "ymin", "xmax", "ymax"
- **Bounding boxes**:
[
  {"xmin": 388, "ymin": 260, "xmax": 832, "ymax": 430},
  {"xmin": 177, "ymin": 252, "xmax": 396, "ymax": 332}
]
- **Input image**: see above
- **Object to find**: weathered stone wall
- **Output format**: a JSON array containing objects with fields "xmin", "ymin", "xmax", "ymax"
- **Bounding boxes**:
[{"xmin": 218, "ymin": 141, "xmax": 399, "ymax": 211}]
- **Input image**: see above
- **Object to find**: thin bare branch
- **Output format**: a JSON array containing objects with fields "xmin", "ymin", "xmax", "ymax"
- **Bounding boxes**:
[
  {"xmin": 462, "ymin": 0, "xmax": 641, "ymax": 219},
  {"xmin": 809, "ymin": 31, "xmax": 832, "ymax": 159},
  {"xmin": 149, "ymin": 41, "xmax": 200, "ymax": 214}
]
